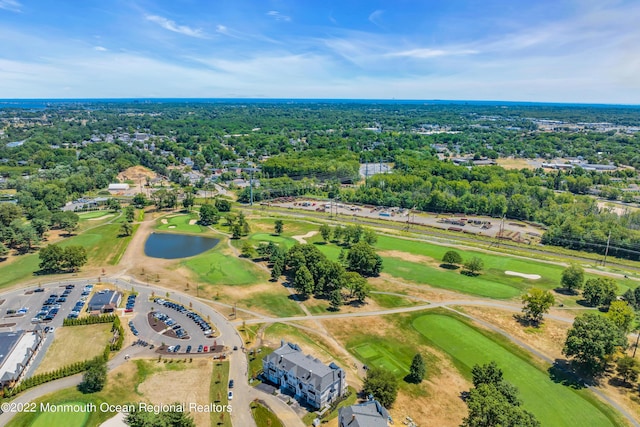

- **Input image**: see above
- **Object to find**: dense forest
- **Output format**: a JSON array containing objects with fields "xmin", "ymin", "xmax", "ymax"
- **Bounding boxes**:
[{"xmin": 1, "ymin": 100, "xmax": 640, "ymax": 259}]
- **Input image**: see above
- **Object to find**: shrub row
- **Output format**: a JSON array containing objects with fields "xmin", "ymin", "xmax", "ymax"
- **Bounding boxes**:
[{"xmin": 63, "ymin": 314, "xmax": 117, "ymax": 326}]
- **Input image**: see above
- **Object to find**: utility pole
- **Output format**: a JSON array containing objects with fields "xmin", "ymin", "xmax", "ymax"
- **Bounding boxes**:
[{"xmin": 603, "ymin": 230, "xmax": 612, "ymax": 266}]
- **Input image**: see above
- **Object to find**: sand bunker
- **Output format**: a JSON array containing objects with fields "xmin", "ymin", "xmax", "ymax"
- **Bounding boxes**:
[
  {"xmin": 161, "ymin": 219, "xmax": 168, "ymax": 224},
  {"xmin": 293, "ymin": 230, "xmax": 318, "ymax": 244},
  {"xmin": 168, "ymin": 225, "xmax": 176, "ymax": 229},
  {"xmin": 189, "ymin": 219, "xmax": 197, "ymax": 225},
  {"xmin": 505, "ymin": 270, "xmax": 541, "ymax": 280}
]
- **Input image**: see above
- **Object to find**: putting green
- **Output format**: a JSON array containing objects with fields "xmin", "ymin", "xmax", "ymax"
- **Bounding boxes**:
[
  {"xmin": 31, "ymin": 401, "xmax": 90, "ymax": 427},
  {"xmin": 250, "ymin": 233, "xmax": 296, "ymax": 248},
  {"xmin": 413, "ymin": 314, "xmax": 617, "ymax": 427},
  {"xmin": 352, "ymin": 343, "xmax": 407, "ymax": 376}
]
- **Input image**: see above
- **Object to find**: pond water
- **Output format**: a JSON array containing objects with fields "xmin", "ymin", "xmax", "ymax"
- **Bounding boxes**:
[{"xmin": 144, "ymin": 233, "xmax": 219, "ymax": 259}]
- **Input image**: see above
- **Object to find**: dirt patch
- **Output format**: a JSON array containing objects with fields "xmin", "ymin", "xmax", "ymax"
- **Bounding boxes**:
[
  {"xmin": 496, "ymin": 157, "xmax": 537, "ymax": 170},
  {"xmin": 505, "ymin": 270, "xmax": 541, "ymax": 280},
  {"xmin": 292, "ymin": 230, "xmax": 318, "ymax": 244},
  {"xmin": 138, "ymin": 358, "xmax": 213, "ymax": 427},
  {"xmin": 117, "ymin": 166, "xmax": 158, "ymax": 183}
]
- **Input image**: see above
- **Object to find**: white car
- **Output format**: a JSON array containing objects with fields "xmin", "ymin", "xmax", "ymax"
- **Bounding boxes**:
[{"xmin": 227, "ymin": 391, "xmax": 233, "ymax": 400}]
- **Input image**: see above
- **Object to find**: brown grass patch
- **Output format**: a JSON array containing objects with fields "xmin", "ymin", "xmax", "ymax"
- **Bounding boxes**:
[
  {"xmin": 453, "ymin": 305, "xmax": 570, "ymax": 361},
  {"xmin": 34, "ymin": 324, "xmax": 113, "ymax": 374},
  {"xmin": 138, "ymin": 358, "xmax": 213, "ymax": 427},
  {"xmin": 379, "ymin": 250, "xmax": 439, "ymax": 267},
  {"xmin": 117, "ymin": 165, "xmax": 158, "ymax": 182},
  {"xmin": 496, "ymin": 157, "xmax": 536, "ymax": 170}
]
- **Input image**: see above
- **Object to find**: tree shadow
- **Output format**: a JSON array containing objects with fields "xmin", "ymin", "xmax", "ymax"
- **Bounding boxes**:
[
  {"xmin": 512, "ymin": 313, "xmax": 540, "ymax": 328},
  {"xmin": 575, "ymin": 299, "xmax": 595, "ymax": 308},
  {"xmin": 548, "ymin": 359, "xmax": 591, "ymax": 389},
  {"xmin": 439, "ymin": 263, "xmax": 460, "ymax": 270},
  {"xmin": 554, "ymin": 287, "xmax": 578, "ymax": 296},
  {"xmin": 607, "ymin": 377, "xmax": 633, "ymax": 388},
  {"xmin": 461, "ymin": 270, "xmax": 479, "ymax": 277}
]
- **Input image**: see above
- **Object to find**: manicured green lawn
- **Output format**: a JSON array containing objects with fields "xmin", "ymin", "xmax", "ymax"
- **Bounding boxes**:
[
  {"xmin": 251, "ymin": 401, "xmax": 284, "ymax": 427},
  {"xmin": 0, "ymin": 254, "xmax": 39, "ymax": 289},
  {"xmin": 249, "ymin": 233, "xmax": 297, "ymax": 249},
  {"xmin": 413, "ymin": 313, "xmax": 620, "ymax": 427},
  {"xmin": 352, "ymin": 342, "xmax": 408, "ymax": 376},
  {"xmin": 78, "ymin": 210, "xmax": 114, "ymax": 220},
  {"xmin": 183, "ymin": 249, "xmax": 268, "ymax": 286},
  {"xmin": 368, "ymin": 292, "xmax": 417, "ymax": 308},
  {"xmin": 58, "ymin": 223, "xmax": 133, "ymax": 266},
  {"xmin": 238, "ymin": 292, "xmax": 305, "ymax": 317},
  {"xmin": 156, "ymin": 213, "xmax": 206, "ymax": 233},
  {"xmin": 30, "ymin": 402, "xmax": 90, "ymax": 427}
]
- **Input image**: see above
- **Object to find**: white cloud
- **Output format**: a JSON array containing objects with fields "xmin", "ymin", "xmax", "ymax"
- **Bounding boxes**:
[
  {"xmin": 368, "ymin": 9, "xmax": 384, "ymax": 27},
  {"xmin": 387, "ymin": 48, "xmax": 478, "ymax": 59},
  {"xmin": 267, "ymin": 10, "xmax": 291, "ymax": 22},
  {"xmin": 145, "ymin": 14, "xmax": 206, "ymax": 38},
  {"xmin": 94, "ymin": 46, "xmax": 107, "ymax": 52},
  {"xmin": 0, "ymin": 0, "xmax": 20, "ymax": 12}
]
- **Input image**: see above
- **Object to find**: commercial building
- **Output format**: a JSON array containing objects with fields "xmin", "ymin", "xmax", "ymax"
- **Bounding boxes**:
[
  {"xmin": 88, "ymin": 290, "xmax": 122, "ymax": 313},
  {"xmin": 0, "ymin": 330, "xmax": 43, "ymax": 388}
]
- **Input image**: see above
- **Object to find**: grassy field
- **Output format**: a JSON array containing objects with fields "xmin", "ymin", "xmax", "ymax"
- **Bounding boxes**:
[
  {"xmin": 58, "ymin": 223, "xmax": 134, "ymax": 266},
  {"xmin": 184, "ymin": 248, "xmax": 268, "ymax": 286},
  {"xmin": 34, "ymin": 324, "xmax": 113, "ymax": 375},
  {"xmin": 368, "ymin": 292, "xmax": 417, "ymax": 308},
  {"xmin": 237, "ymin": 291, "xmax": 305, "ymax": 317},
  {"xmin": 251, "ymin": 401, "xmax": 284, "ymax": 427},
  {"xmin": 156, "ymin": 213, "xmax": 206, "ymax": 233},
  {"xmin": 78, "ymin": 210, "xmax": 114, "ymax": 220},
  {"xmin": 29, "ymin": 402, "xmax": 90, "ymax": 427},
  {"xmin": 413, "ymin": 313, "xmax": 622, "ymax": 427},
  {"xmin": 0, "ymin": 253, "xmax": 39, "ymax": 289},
  {"xmin": 209, "ymin": 361, "xmax": 232, "ymax": 427}
]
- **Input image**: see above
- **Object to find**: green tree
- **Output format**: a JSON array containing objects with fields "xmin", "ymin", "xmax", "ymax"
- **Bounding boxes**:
[
  {"xmin": 39, "ymin": 244, "xmax": 64, "ymax": 272},
  {"xmin": 0, "ymin": 242, "xmax": 8, "ymax": 258},
  {"xmin": 346, "ymin": 241, "xmax": 383, "ymax": 276},
  {"xmin": 214, "ymin": 198, "xmax": 232, "ymax": 212},
  {"xmin": 344, "ymin": 271, "xmax": 370, "ymax": 303},
  {"xmin": 78, "ymin": 358, "xmax": 107, "ymax": 393},
  {"xmin": 329, "ymin": 289, "xmax": 343, "ymax": 311},
  {"xmin": 521, "ymin": 288, "xmax": 555, "ymax": 325},
  {"xmin": 362, "ymin": 367, "xmax": 398, "ymax": 408},
  {"xmin": 231, "ymin": 224, "xmax": 242, "ymax": 239},
  {"xmin": 241, "ymin": 241, "xmax": 256, "ymax": 259},
  {"xmin": 363, "ymin": 228, "xmax": 377, "ymax": 245},
  {"xmin": 463, "ymin": 257, "xmax": 484, "ymax": 275},
  {"xmin": 62, "ymin": 245, "xmax": 88, "ymax": 272},
  {"xmin": 407, "ymin": 353, "xmax": 426, "ymax": 384},
  {"xmin": 293, "ymin": 265, "xmax": 314, "ymax": 297},
  {"xmin": 106, "ymin": 198, "xmax": 121, "ymax": 211},
  {"xmin": 271, "ymin": 258, "xmax": 284, "ymax": 281},
  {"xmin": 319, "ymin": 224, "xmax": 331, "ymax": 242},
  {"xmin": 125, "ymin": 206, "xmax": 135, "ymax": 222},
  {"xmin": 442, "ymin": 250, "xmax": 463, "ymax": 266},
  {"xmin": 132, "ymin": 193, "xmax": 147, "ymax": 208},
  {"xmin": 120, "ymin": 221, "xmax": 133, "ymax": 236},
  {"xmin": 561, "ymin": 264, "xmax": 584, "ymax": 293},
  {"xmin": 606, "ymin": 301, "xmax": 635, "ymax": 333},
  {"xmin": 563, "ymin": 313, "xmax": 627, "ymax": 374},
  {"xmin": 198, "ymin": 203, "xmax": 219, "ymax": 226},
  {"xmin": 583, "ymin": 277, "xmax": 618, "ymax": 307},
  {"xmin": 182, "ymin": 192, "xmax": 195, "ymax": 211},
  {"xmin": 616, "ymin": 356, "xmax": 640, "ymax": 385},
  {"xmin": 274, "ymin": 219, "xmax": 284, "ymax": 235}
]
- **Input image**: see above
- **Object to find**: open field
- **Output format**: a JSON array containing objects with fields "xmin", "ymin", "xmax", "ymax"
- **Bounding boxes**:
[
  {"xmin": 237, "ymin": 291, "xmax": 305, "ymax": 318},
  {"xmin": 414, "ymin": 313, "xmax": 622, "ymax": 427},
  {"xmin": 0, "ymin": 253, "xmax": 38, "ymax": 289},
  {"xmin": 58, "ymin": 222, "xmax": 136, "ymax": 266},
  {"xmin": 34, "ymin": 324, "xmax": 113, "ymax": 375}
]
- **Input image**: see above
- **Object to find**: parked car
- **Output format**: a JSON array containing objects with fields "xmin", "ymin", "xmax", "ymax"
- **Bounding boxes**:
[
  {"xmin": 228, "ymin": 379, "xmax": 234, "ymax": 388},
  {"xmin": 227, "ymin": 391, "xmax": 233, "ymax": 400}
]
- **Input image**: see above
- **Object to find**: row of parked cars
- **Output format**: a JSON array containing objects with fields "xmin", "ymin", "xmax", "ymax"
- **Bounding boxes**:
[
  {"xmin": 167, "ymin": 343, "xmax": 213, "ymax": 354},
  {"xmin": 153, "ymin": 311, "xmax": 189, "ymax": 338},
  {"xmin": 125, "ymin": 294, "xmax": 137, "ymax": 313},
  {"xmin": 33, "ymin": 284, "xmax": 78, "ymax": 322},
  {"xmin": 128, "ymin": 320, "xmax": 139, "ymax": 336},
  {"xmin": 154, "ymin": 298, "xmax": 214, "ymax": 336}
]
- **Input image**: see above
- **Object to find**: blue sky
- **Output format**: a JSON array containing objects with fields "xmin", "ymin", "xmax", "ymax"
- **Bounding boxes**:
[{"xmin": 0, "ymin": 0, "xmax": 639, "ymax": 103}]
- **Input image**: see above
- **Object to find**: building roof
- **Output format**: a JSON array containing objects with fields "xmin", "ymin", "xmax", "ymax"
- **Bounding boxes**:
[
  {"xmin": 338, "ymin": 400, "xmax": 389, "ymax": 427},
  {"xmin": 88, "ymin": 290, "xmax": 121, "ymax": 309},
  {"xmin": 0, "ymin": 331, "xmax": 39, "ymax": 383},
  {"xmin": 108, "ymin": 183, "xmax": 129, "ymax": 190},
  {"xmin": 265, "ymin": 342, "xmax": 344, "ymax": 392}
]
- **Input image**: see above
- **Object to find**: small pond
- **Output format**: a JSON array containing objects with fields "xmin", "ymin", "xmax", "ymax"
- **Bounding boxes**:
[{"xmin": 144, "ymin": 233, "xmax": 220, "ymax": 259}]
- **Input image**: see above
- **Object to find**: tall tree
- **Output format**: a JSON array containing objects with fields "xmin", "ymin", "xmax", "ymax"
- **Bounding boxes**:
[
  {"xmin": 78, "ymin": 358, "xmax": 107, "ymax": 393},
  {"xmin": 346, "ymin": 241, "xmax": 383, "ymax": 276},
  {"xmin": 583, "ymin": 277, "xmax": 618, "ymax": 307},
  {"xmin": 274, "ymin": 219, "xmax": 284, "ymax": 235},
  {"xmin": 442, "ymin": 250, "xmax": 463, "ymax": 266},
  {"xmin": 362, "ymin": 367, "xmax": 398, "ymax": 408},
  {"xmin": 293, "ymin": 265, "xmax": 314, "ymax": 297},
  {"xmin": 407, "ymin": 353, "xmax": 426, "ymax": 384},
  {"xmin": 120, "ymin": 221, "xmax": 133, "ymax": 236},
  {"xmin": 329, "ymin": 289, "xmax": 343, "ymax": 311},
  {"xmin": 563, "ymin": 313, "xmax": 626, "ymax": 374},
  {"xmin": 616, "ymin": 356, "xmax": 640, "ymax": 385},
  {"xmin": 521, "ymin": 288, "xmax": 555, "ymax": 325},
  {"xmin": 463, "ymin": 257, "xmax": 484, "ymax": 275},
  {"xmin": 606, "ymin": 301, "xmax": 635, "ymax": 333},
  {"xmin": 561, "ymin": 264, "xmax": 584, "ymax": 293},
  {"xmin": 319, "ymin": 224, "xmax": 331, "ymax": 242},
  {"xmin": 198, "ymin": 204, "xmax": 219, "ymax": 226}
]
